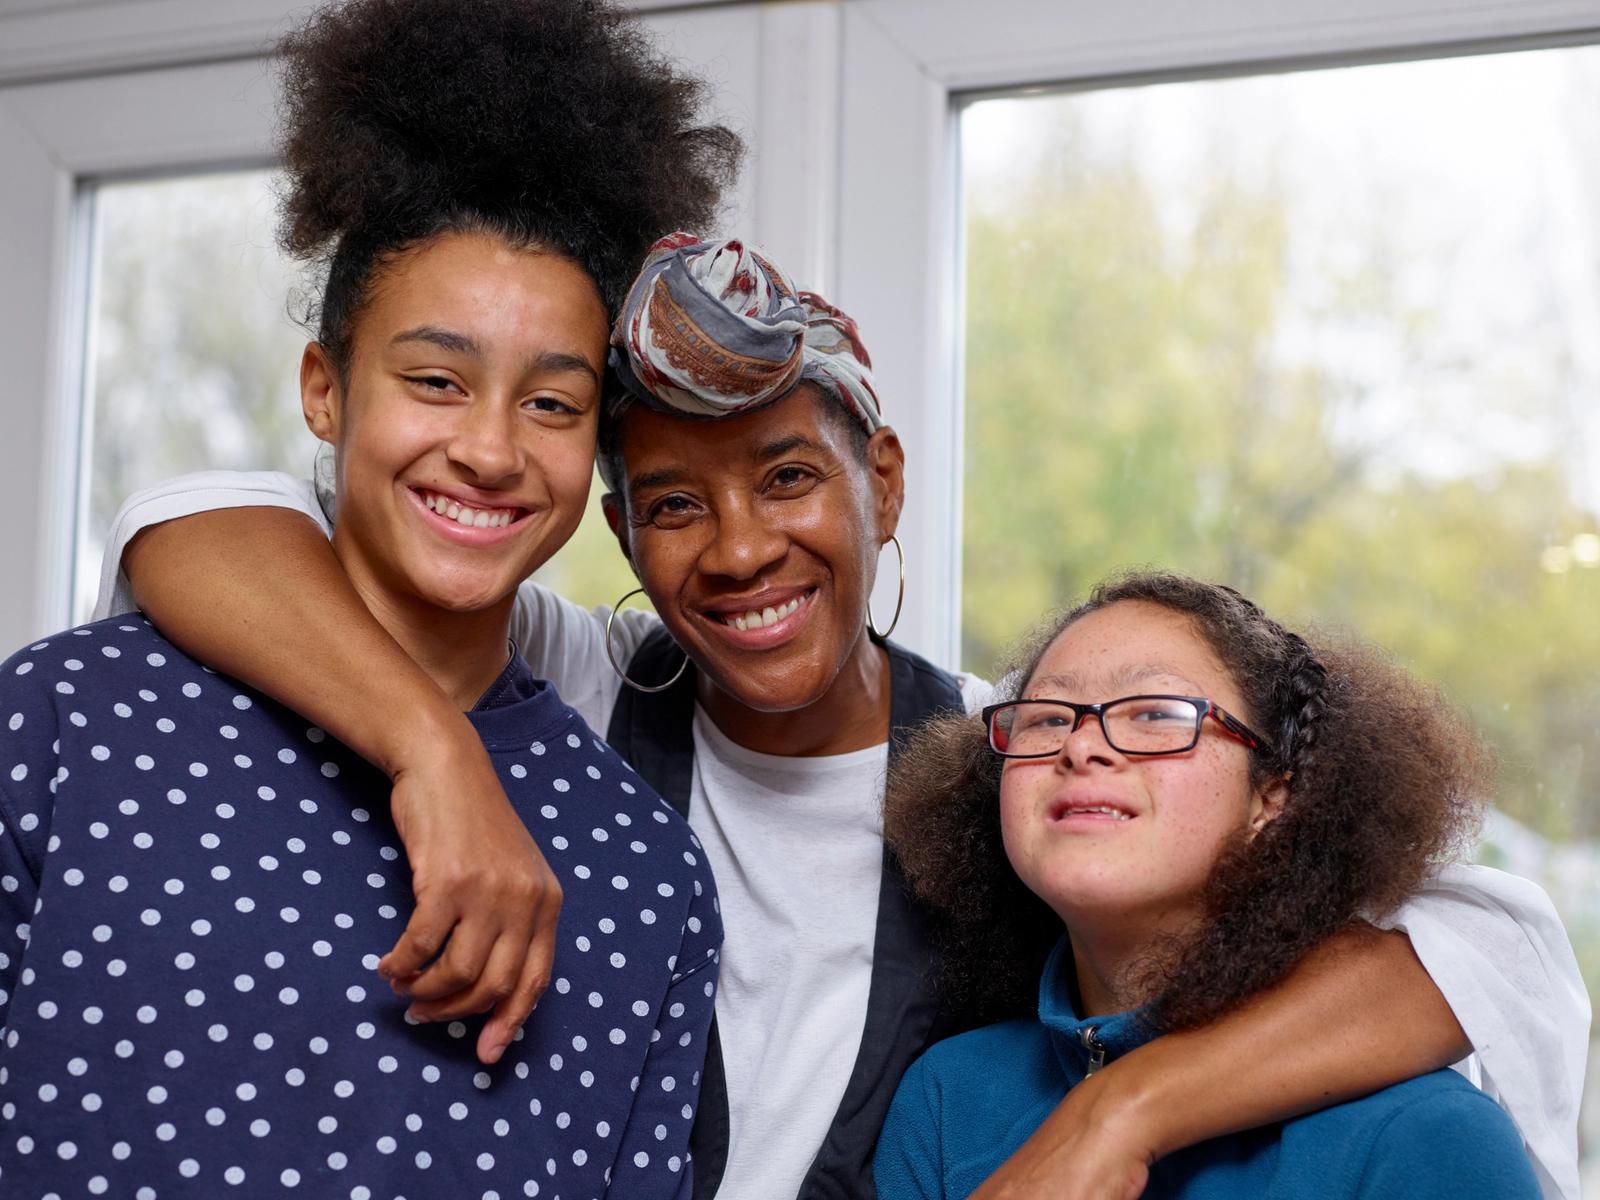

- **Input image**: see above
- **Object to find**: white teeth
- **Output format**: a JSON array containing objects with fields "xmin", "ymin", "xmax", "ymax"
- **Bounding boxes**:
[
  {"xmin": 423, "ymin": 491, "xmax": 517, "ymax": 529},
  {"xmin": 725, "ymin": 592, "xmax": 809, "ymax": 630}
]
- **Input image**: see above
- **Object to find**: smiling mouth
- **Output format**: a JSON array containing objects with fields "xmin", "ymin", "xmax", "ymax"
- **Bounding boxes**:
[
  {"xmin": 708, "ymin": 589, "xmax": 816, "ymax": 632},
  {"xmin": 1050, "ymin": 801, "xmax": 1136, "ymax": 823},
  {"xmin": 416, "ymin": 488, "xmax": 526, "ymax": 530}
]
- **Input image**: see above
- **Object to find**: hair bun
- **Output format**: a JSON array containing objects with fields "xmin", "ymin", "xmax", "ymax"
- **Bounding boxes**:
[{"xmin": 275, "ymin": 0, "xmax": 741, "ymax": 309}]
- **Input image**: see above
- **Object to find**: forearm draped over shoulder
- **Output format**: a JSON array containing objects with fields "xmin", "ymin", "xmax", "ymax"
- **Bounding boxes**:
[
  {"xmin": 1375, "ymin": 862, "xmax": 1590, "ymax": 1200},
  {"xmin": 95, "ymin": 469, "xmax": 669, "ymax": 734},
  {"xmin": 95, "ymin": 470, "xmax": 328, "ymax": 620}
]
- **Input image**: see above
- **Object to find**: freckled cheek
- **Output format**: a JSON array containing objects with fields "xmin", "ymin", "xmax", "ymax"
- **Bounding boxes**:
[
  {"xmin": 1147, "ymin": 766, "xmax": 1253, "ymax": 875},
  {"xmin": 997, "ymin": 767, "xmax": 1052, "ymax": 877},
  {"xmin": 544, "ymin": 458, "xmax": 595, "ymax": 521},
  {"xmin": 339, "ymin": 401, "xmax": 442, "ymax": 489}
]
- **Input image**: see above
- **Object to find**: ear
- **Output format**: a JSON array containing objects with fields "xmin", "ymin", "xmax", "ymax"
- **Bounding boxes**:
[
  {"xmin": 600, "ymin": 492, "xmax": 637, "ymax": 573},
  {"xmin": 1248, "ymin": 774, "xmax": 1290, "ymax": 837},
  {"xmin": 865, "ymin": 425, "xmax": 906, "ymax": 540},
  {"xmin": 300, "ymin": 342, "xmax": 341, "ymax": 445}
]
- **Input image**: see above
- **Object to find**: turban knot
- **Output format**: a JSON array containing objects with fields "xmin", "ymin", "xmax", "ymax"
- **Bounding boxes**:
[{"xmin": 609, "ymin": 233, "xmax": 882, "ymax": 434}]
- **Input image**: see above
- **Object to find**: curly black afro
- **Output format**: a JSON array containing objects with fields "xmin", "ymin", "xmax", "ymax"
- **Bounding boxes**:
[{"xmin": 276, "ymin": 0, "xmax": 742, "ymax": 371}]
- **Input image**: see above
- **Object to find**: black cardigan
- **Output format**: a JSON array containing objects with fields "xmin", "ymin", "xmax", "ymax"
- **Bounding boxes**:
[{"xmin": 606, "ymin": 629, "xmax": 968, "ymax": 1200}]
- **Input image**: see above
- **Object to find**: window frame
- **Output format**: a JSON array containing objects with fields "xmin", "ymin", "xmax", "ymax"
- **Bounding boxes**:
[
  {"xmin": 0, "ymin": 0, "xmax": 804, "ymax": 647},
  {"xmin": 0, "ymin": 57, "xmax": 281, "ymax": 649},
  {"xmin": 7, "ymin": 0, "xmax": 1600, "ymax": 652},
  {"xmin": 837, "ymin": 0, "xmax": 1600, "ymax": 667}
]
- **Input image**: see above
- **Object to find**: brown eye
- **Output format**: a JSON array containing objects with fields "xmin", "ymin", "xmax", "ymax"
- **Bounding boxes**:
[
  {"xmin": 767, "ymin": 465, "xmax": 818, "ymax": 493},
  {"xmin": 642, "ymin": 494, "xmax": 700, "ymax": 530},
  {"xmin": 525, "ymin": 395, "xmax": 580, "ymax": 416}
]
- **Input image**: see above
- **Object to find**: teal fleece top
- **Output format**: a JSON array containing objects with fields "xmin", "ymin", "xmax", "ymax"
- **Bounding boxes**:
[{"xmin": 874, "ymin": 938, "xmax": 1540, "ymax": 1200}]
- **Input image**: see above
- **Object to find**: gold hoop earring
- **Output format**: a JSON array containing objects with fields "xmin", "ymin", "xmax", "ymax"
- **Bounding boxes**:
[
  {"xmin": 867, "ymin": 534, "xmax": 906, "ymax": 642},
  {"xmin": 606, "ymin": 588, "xmax": 690, "ymax": 693}
]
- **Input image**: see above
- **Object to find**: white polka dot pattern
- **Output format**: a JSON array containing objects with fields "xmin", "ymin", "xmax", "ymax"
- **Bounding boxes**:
[{"xmin": 0, "ymin": 617, "xmax": 720, "ymax": 1197}]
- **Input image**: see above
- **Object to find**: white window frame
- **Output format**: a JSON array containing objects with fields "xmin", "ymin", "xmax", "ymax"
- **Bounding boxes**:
[
  {"xmin": 837, "ymin": 0, "xmax": 1600, "ymax": 668},
  {"xmin": 0, "ymin": 57, "xmax": 282, "ymax": 650},
  {"xmin": 7, "ymin": 0, "xmax": 1600, "ymax": 655},
  {"xmin": 0, "ymin": 0, "xmax": 824, "ymax": 648}
]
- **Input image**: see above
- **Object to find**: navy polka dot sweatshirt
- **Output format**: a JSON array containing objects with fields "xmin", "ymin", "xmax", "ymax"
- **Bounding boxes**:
[{"xmin": 0, "ymin": 615, "xmax": 721, "ymax": 1200}]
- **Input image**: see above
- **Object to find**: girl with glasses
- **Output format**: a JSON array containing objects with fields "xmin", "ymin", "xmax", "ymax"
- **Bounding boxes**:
[{"xmin": 878, "ymin": 572, "xmax": 1553, "ymax": 1199}]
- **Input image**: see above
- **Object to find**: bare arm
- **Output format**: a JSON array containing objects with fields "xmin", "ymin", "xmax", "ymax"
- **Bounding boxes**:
[
  {"xmin": 971, "ymin": 924, "xmax": 1468, "ymax": 1200},
  {"xmin": 125, "ymin": 506, "xmax": 562, "ymax": 1065}
]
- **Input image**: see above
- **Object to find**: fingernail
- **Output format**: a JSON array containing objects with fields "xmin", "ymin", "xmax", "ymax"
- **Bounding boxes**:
[{"xmin": 487, "ymin": 1041, "xmax": 507, "ymax": 1063}]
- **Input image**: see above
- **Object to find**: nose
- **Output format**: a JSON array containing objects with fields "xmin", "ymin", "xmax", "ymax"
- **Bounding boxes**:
[
  {"xmin": 1057, "ymin": 709, "xmax": 1120, "ymax": 772},
  {"xmin": 446, "ymin": 399, "xmax": 522, "ymax": 487},
  {"xmin": 697, "ymin": 495, "xmax": 788, "ymax": 582}
]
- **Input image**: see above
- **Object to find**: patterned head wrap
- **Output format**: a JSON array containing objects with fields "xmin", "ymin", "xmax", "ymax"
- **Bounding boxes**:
[{"xmin": 606, "ymin": 234, "xmax": 882, "ymax": 472}]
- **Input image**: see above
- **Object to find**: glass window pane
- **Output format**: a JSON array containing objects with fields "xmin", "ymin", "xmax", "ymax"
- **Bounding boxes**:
[
  {"xmin": 960, "ymin": 46, "xmax": 1600, "ymax": 1185},
  {"xmin": 76, "ymin": 169, "xmax": 315, "ymax": 621},
  {"xmin": 74, "ymin": 168, "xmax": 635, "ymax": 619}
]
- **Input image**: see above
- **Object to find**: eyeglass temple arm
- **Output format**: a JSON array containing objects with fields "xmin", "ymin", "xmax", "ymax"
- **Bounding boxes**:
[{"xmin": 1209, "ymin": 704, "xmax": 1273, "ymax": 754}]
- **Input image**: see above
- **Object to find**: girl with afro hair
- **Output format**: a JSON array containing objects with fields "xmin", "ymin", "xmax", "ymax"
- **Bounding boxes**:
[
  {"xmin": 876, "ymin": 573, "xmax": 1544, "ymax": 1199},
  {"xmin": 0, "ymin": 0, "xmax": 738, "ymax": 1196}
]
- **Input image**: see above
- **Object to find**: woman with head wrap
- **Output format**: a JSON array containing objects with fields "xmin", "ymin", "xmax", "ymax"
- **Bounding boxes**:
[{"xmin": 96, "ymin": 228, "xmax": 1586, "ymax": 1199}]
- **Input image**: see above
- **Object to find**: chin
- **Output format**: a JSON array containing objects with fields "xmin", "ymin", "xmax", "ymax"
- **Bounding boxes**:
[
  {"xmin": 1023, "ymin": 858, "xmax": 1147, "ymax": 915},
  {"xmin": 700, "ymin": 650, "xmax": 839, "ymax": 714},
  {"xmin": 409, "ymin": 568, "xmax": 520, "ymax": 614}
]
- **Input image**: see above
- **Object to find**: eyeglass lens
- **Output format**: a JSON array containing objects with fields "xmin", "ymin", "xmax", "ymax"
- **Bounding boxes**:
[{"xmin": 993, "ymin": 697, "xmax": 1203, "ymax": 756}]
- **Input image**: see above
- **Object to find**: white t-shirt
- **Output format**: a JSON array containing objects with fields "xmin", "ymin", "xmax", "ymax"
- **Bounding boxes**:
[
  {"xmin": 689, "ymin": 709, "xmax": 887, "ymax": 1197},
  {"xmin": 95, "ymin": 470, "xmax": 1591, "ymax": 1200}
]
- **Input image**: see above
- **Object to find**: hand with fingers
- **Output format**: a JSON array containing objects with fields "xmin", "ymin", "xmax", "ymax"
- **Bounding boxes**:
[
  {"xmin": 969, "ymin": 1070, "xmax": 1152, "ymax": 1200},
  {"xmin": 376, "ymin": 730, "xmax": 562, "ymax": 1065}
]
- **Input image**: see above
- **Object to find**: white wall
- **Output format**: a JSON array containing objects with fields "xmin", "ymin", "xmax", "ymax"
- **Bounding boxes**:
[{"xmin": 4, "ymin": 0, "xmax": 1598, "ymax": 658}]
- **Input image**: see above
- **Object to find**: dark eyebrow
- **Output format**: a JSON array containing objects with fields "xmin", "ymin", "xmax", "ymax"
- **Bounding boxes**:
[
  {"xmin": 1028, "ymin": 664, "xmax": 1203, "ymax": 698},
  {"xmin": 391, "ymin": 330, "xmax": 599, "ymax": 385},
  {"xmin": 757, "ymin": 433, "xmax": 828, "ymax": 460},
  {"xmin": 527, "ymin": 349, "xmax": 599, "ymax": 384},
  {"xmin": 391, "ymin": 325, "xmax": 482, "ymax": 357},
  {"xmin": 629, "ymin": 467, "xmax": 689, "ymax": 493},
  {"xmin": 628, "ymin": 431, "xmax": 830, "ymax": 494}
]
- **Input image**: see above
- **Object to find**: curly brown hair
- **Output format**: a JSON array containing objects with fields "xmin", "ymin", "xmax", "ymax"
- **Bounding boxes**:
[
  {"xmin": 275, "ymin": 0, "xmax": 742, "ymax": 375},
  {"xmin": 884, "ymin": 571, "xmax": 1492, "ymax": 1031}
]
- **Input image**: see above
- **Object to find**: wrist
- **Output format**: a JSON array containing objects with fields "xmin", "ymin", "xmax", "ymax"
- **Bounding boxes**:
[
  {"xmin": 377, "ymin": 699, "xmax": 483, "ymax": 781},
  {"xmin": 1079, "ymin": 1045, "xmax": 1180, "ymax": 1162}
]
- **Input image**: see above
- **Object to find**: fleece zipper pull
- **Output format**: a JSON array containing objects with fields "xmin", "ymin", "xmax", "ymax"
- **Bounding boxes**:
[{"xmin": 1080, "ymin": 1024, "xmax": 1106, "ymax": 1076}]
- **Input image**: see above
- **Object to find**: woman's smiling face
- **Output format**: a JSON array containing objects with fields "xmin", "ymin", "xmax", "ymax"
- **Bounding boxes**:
[
  {"xmin": 607, "ymin": 385, "xmax": 903, "ymax": 715},
  {"xmin": 1000, "ymin": 600, "xmax": 1283, "ymax": 938},
  {"xmin": 305, "ymin": 230, "xmax": 609, "ymax": 618}
]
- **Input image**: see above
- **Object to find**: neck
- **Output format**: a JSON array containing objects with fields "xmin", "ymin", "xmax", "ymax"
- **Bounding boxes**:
[
  {"xmin": 1064, "ymin": 906, "xmax": 1199, "ymax": 1018},
  {"xmin": 696, "ymin": 632, "xmax": 892, "ymax": 756},
  {"xmin": 332, "ymin": 536, "xmax": 515, "ymax": 712}
]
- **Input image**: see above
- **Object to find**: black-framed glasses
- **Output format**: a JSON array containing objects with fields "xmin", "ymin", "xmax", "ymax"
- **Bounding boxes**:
[{"xmin": 982, "ymin": 695, "xmax": 1275, "ymax": 760}]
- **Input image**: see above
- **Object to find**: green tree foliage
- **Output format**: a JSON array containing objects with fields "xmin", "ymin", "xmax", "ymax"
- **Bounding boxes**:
[{"xmin": 960, "ymin": 116, "xmax": 1600, "ymax": 848}]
